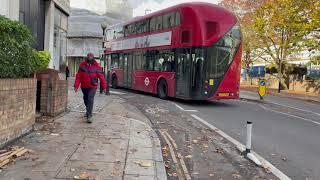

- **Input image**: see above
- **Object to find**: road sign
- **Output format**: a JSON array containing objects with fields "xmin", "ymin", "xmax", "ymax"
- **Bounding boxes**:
[{"xmin": 258, "ymin": 79, "xmax": 266, "ymax": 99}]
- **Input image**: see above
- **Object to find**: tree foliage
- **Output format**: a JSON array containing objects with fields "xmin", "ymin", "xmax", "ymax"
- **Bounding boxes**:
[
  {"xmin": 219, "ymin": 0, "xmax": 266, "ymax": 72},
  {"xmin": 0, "ymin": 16, "xmax": 36, "ymax": 78},
  {"xmin": 0, "ymin": 16, "xmax": 50, "ymax": 78},
  {"xmin": 252, "ymin": 0, "xmax": 320, "ymax": 88},
  {"xmin": 31, "ymin": 50, "xmax": 51, "ymax": 72}
]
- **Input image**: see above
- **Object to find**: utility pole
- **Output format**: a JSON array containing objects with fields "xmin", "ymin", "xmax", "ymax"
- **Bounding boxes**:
[
  {"xmin": 101, "ymin": 22, "xmax": 110, "ymax": 95},
  {"xmin": 145, "ymin": 9, "xmax": 151, "ymax": 15}
]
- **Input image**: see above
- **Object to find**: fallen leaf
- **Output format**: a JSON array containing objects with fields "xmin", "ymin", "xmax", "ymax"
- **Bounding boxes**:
[
  {"xmin": 70, "ymin": 168, "xmax": 75, "ymax": 172},
  {"xmin": 203, "ymin": 144, "xmax": 209, "ymax": 148},
  {"xmin": 232, "ymin": 173, "xmax": 242, "ymax": 179},
  {"xmin": 281, "ymin": 157, "xmax": 287, "ymax": 161},
  {"xmin": 209, "ymin": 173, "xmax": 214, "ymax": 177},
  {"xmin": 135, "ymin": 160, "xmax": 153, "ymax": 167},
  {"xmin": 192, "ymin": 140, "xmax": 198, "ymax": 144},
  {"xmin": 79, "ymin": 172, "xmax": 91, "ymax": 179},
  {"xmin": 50, "ymin": 133, "xmax": 59, "ymax": 136}
]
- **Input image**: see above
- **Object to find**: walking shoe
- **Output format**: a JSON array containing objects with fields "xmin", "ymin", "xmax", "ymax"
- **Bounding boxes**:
[{"xmin": 87, "ymin": 116, "xmax": 93, "ymax": 123}]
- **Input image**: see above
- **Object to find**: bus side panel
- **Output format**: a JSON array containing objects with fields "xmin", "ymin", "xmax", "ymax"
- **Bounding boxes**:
[
  {"xmin": 154, "ymin": 72, "xmax": 176, "ymax": 97},
  {"xmin": 133, "ymin": 71, "xmax": 176, "ymax": 97},
  {"xmin": 210, "ymin": 45, "xmax": 242, "ymax": 100},
  {"xmin": 133, "ymin": 70, "xmax": 151, "ymax": 93}
]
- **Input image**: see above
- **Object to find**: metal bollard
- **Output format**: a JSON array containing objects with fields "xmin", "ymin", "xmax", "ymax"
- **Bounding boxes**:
[{"xmin": 246, "ymin": 121, "xmax": 252, "ymax": 154}]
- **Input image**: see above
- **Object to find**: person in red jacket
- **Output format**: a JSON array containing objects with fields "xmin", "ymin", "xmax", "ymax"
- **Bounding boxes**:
[{"xmin": 74, "ymin": 53, "xmax": 107, "ymax": 123}]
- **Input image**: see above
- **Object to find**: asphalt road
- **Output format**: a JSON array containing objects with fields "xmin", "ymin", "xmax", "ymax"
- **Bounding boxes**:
[
  {"xmin": 173, "ymin": 91, "xmax": 320, "ymax": 179},
  {"xmin": 112, "ymin": 89, "xmax": 275, "ymax": 180}
]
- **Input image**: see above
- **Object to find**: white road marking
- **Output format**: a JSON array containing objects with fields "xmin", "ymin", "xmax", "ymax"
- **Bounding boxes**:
[
  {"xmin": 174, "ymin": 103, "xmax": 185, "ymax": 111},
  {"xmin": 110, "ymin": 91, "xmax": 126, "ymax": 95},
  {"xmin": 267, "ymin": 101, "xmax": 320, "ymax": 116},
  {"xmin": 190, "ymin": 114, "xmax": 291, "ymax": 180},
  {"xmin": 173, "ymin": 103, "xmax": 198, "ymax": 112},
  {"xmin": 184, "ymin": 110, "xmax": 199, "ymax": 112},
  {"xmin": 259, "ymin": 105, "xmax": 320, "ymax": 126},
  {"xmin": 241, "ymin": 91, "xmax": 320, "ymax": 116}
]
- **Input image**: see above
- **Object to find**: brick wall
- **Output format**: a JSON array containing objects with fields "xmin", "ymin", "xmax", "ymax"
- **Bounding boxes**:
[
  {"xmin": 40, "ymin": 80, "xmax": 68, "ymax": 116},
  {"xmin": 0, "ymin": 78, "xmax": 36, "ymax": 147}
]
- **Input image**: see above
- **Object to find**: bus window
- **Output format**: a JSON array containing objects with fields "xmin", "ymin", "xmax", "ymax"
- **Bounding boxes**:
[
  {"xmin": 111, "ymin": 54, "xmax": 119, "ymax": 69},
  {"xmin": 156, "ymin": 15, "xmax": 163, "ymax": 30},
  {"xmin": 175, "ymin": 11, "xmax": 181, "ymax": 26},
  {"xmin": 154, "ymin": 54, "xmax": 162, "ymax": 71},
  {"xmin": 143, "ymin": 19, "xmax": 150, "ymax": 33},
  {"xmin": 124, "ymin": 26, "xmax": 129, "ymax": 37},
  {"xmin": 128, "ymin": 23, "xmax": 136, "ymax": 35},
  {"xmin": 135, "ymin": 52, "xmax": 143, "ymax": 70},
  {"xmin": 150, "ymin": 17, "xmax": 156, "ymax": 31},
  {"xmin": 116, "ymin": 26, "xmax": 124, "ymax": 38},
  {"xmin": 163, "ymin": 12, "xmax": 175, "ymax": 29},
  {"xmin": 144, "ymin": 51, "xmax": 155, "ymax": 71},
  {"xmin": 136, "ymin": 21, "xmax": 143, "ymax": 34}
]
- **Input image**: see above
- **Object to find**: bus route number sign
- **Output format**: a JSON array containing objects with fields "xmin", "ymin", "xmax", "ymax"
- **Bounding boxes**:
[{"xmin": 258, "ymin": 79, "xmax": 266, "ymax": 98}]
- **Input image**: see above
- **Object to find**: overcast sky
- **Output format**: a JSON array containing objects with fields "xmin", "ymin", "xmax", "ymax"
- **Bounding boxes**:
[{"xmin": 71, "ymin": 0, "xmax": 221, "ymax": 17}]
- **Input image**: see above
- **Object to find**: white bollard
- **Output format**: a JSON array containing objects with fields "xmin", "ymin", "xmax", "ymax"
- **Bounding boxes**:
[
  {"xmin": 246, "ymin": 121, "xmax": 252, "ymax": 154},
  {"xmin": 244, "ymin": 121, "xmax": 262, "ymax": 166}
]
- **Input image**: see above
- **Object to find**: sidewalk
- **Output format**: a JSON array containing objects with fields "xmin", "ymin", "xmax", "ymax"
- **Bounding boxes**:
[
  {"xmin": 241, "ymin": 85, "xmax": 320, "ymax": 103},
  {"xmin": 0, "ymin": 90, "xmax": 167, "ymax": 179}
]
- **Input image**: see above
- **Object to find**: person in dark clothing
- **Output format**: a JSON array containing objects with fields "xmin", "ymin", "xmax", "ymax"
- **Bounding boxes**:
[
  {"xmin": 65, "ymin": 66, "xmax": 70, "ymax": 80},
  {"xmin": 74, "ymin": 53, "xmax": 107, "ymax": 123}
]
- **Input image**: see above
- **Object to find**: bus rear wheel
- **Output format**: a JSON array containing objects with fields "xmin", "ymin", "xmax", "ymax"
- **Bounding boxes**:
[
  {"xmin": 111, "ymin": 76, "xmax": 118, "ymax": 89},
  {"xmin": 157, "ymin": 79, "xmax": 167, "ymax": 99}
]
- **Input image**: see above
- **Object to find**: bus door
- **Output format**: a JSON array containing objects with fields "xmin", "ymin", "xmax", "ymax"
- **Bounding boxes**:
[
  {"xmin": 123, "ymin": 54, "xmax": 128, "ymax": 87},
  {"xmin": 127, "ymin": 53, "xmax": 133, "ymax": 88},
  {"xmin": 191, "ymin": 48, "xmax": 205, "ymax": 98},
  {"xmin": 123, "ymin": 53, "xmax": 133, "ymax": 88},
  {"xmin": 175, "ymin": 48, "xmax": 191, "ymax": 98}
]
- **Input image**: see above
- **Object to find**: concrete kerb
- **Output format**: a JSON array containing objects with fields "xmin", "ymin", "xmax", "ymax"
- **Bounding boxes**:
[{"xmin": 127, "ymin": 118, "xmax": 167, "ymax": 180}]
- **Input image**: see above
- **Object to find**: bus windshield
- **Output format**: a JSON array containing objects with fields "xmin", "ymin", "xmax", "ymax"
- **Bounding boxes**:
[{"xmin": 206, "ymin": 24, "xmax": 241, "ymax": 79}]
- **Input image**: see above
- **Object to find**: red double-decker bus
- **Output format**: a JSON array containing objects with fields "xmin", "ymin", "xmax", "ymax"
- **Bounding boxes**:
[{"xmin": 104, "ymin": 2, "xmax": 241, "ymax": 101}]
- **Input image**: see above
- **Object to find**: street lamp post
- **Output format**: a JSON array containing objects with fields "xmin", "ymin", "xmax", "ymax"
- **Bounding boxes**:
[
  {"xmin": 145, "ymin": 9, "xmax": 151, "ymax": 15},
  {"xmin": 101, "ymin": 22, "xmax": 110, "ymax": 95}
]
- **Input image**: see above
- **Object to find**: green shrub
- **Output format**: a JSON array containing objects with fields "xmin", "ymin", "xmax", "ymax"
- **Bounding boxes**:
[
  {"xmin": 31, "ymin": 50, "xmax": 51, "ymax": 72},
  {"xmin": 0, "ymin": 16, "xmax": 36, "ymax": 78}
]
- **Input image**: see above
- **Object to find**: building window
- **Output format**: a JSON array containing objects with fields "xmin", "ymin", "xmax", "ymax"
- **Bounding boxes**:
[
  {"xmin": 53, "ymin": 8, "xmax": 68, "ymax": 71},
  {"xmin": 19, "ymin": 11, "xmax": 25, "ymax": 23}
]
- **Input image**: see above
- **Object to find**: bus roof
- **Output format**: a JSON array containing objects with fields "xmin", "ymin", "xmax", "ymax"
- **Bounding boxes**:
[{"xmin": 108, "ymin": 2, "xmax": 235, "ymax": 28}]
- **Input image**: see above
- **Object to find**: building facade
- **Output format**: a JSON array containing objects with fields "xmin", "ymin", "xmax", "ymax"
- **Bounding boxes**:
[
  {"xmin": 0, "ymin": 0, "xmax": 70, "ymax": 72},
  {"xmin": 0, "ymin": 0, "xmax": 19, "ymax": 20},
  {"xmin": 66, "ymin": 7, "xmax": 123, "ymax": 76}
]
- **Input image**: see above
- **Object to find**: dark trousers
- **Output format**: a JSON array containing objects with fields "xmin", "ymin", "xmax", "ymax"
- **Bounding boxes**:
[{"xmin": 81, "ymin": 88, "xmax": 96, "ymax": 117}]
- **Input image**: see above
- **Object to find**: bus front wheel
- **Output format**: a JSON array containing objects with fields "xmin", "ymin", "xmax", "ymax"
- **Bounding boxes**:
[
  {"xmin": 157, "ymin": 79, "xmax": 167, "ymax": 99},
  {"xmin": 111, "ymin": 76, "xmax": 118, "ymax": 89}
]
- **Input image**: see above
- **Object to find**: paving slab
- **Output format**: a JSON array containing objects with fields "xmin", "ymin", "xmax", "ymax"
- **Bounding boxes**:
[{"xmin": 56, "ymin": 160, "xmax": 124, "ymax": 179}]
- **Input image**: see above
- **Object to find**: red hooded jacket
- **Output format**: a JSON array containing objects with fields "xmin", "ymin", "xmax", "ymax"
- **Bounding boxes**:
[{"xmin": 74, "ymin": 60, "xmax": 107, "ymax": 90}]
